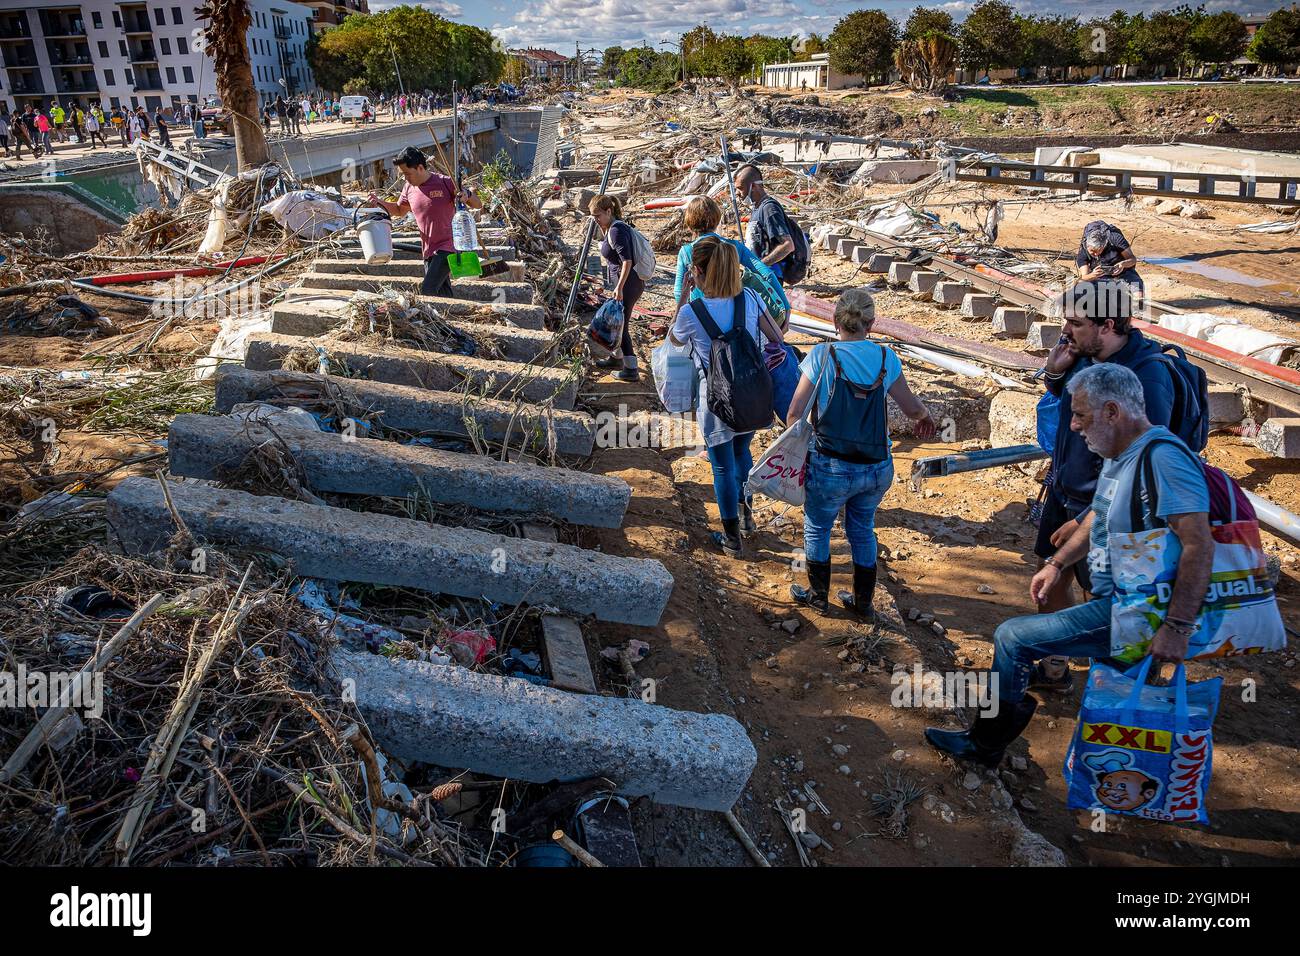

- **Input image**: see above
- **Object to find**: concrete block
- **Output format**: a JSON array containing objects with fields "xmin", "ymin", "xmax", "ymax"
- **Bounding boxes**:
[
  {"xmin": 932, "ymin": 281, "xmax": 972, "ymax": 308},
  {"xmin": 1026, "ymin": 322, "xmax": 1063, "ymax": 351},
  {"xmin": 836, "ymin": 237, "xmax": 868, "ymax": 260},
  {"xmin": 992, "ymin": 307, "xmax": 1032, "ymax": 336},
  {"xmin": 887, "ymin": 261, "xmax": 916, "ymax": 286},
  {"xmin": 540, "ymin": 614, "xmax": 596, "ymax": 693},
  {"xmin": 107, "ymin": 477, "xmax": 674, "ymax": 626},
  {"xmin": 908, "ymin": 270, "xmax": 940, "ymax": 298},
  {"xmin": 850, "ymin": 245, "xmax": 878, "ymax": 265},
  {"xmin": 988, "ymin": 389, "xmax": 1042, "ymax": 449},
  {"xmin": 1206, "ymin": 386, "xmax": 1245, "ymax": 426},
  {"xmin": 821, "ymin": 231, "xmax": 848, "ymax": 252},
  {"xmin": 281, "ymin": 290, "xmax": 546, "ymax": 332},
  {"xmin": 268, "ymin": 303, "xmax": 554, "ymax": 360},
  {"xmin": 1254, "ymin": 417, "xmax": 1300, "ymax": 458},
  {"xmin": 314, "ymin": 258, "xmax": 425, "ymax": 278},
  {"xmin": 282, "ymin": 286, "xmax": 536, "ymax": 324},
  {"xmin": 334, "ymin": 649, "xmax": 755, "ymax": 810},
  {"xmin": 168, "ymin": 414, "xmax": 629, "ymax": 528},
  {"xmin": 213, "ymin": 366, "xmax": 596, "ymax": 457},
  {"xmin": 243, "ymin": 332, "xmax": 578, "ymax": 409},
  {"xmin": 961, "ymin": 293, "xmax": 998, "ymax": 319},
  {"xmin": 298, "ymin": 271, "xmax": 535, "ymax": 305},
  {"xmin": 865, "ymin": 252, "xmax": 896, "ymax": 273},
  {"xmin": 853, "ymin": 158, "xmax": 939, "ymax": 184}
]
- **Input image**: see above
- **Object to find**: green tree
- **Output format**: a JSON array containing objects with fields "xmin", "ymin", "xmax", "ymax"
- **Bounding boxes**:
[
  {"xmin": 828, "ymin": 9, "xmax": 899, "ymax": 86},
  {"xmin": 601, "ymin": 46, "xmax": 626, "ymax": 79},
  {"xmin": 1077, "ymin": 12, "xmax": 1136, "ymax": 74},
  {"xmin": 745, "ymin": 34, "xmax": 793, "ymax": 70},
  {"xmin": 1131, "ymin": 5, "xmax": 1198, "ymax": 77},
  {"xmin": 959, "ymin": 0, "xmax": 1022, "ymax": 74},
  {"xmin": 712, "ymin": 35, "xmax": 752, "ymax": 85},
  {"xmin": 1187, "ymin": 11, "xmax": 1247, "ymax": 72},
  {"xmin": 1020, "ymin": 15, "xmax": 1082, "ymax": 80},
  {"xmin": 1246, "ymin": 8, "xmax": 1300, "ymax": 73},
  {"xmin": 902, "ymin": 7, "xmax": 955, "ymax": 42}
]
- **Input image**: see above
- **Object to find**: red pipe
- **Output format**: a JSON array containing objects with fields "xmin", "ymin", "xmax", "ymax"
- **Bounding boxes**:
[{"xmin": 86, "ymin": 256, "xmax": 280, "ymax": 286}]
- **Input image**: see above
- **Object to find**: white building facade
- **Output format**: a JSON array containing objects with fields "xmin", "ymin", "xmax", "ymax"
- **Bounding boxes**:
[
  {"xmin": 0, "ymin": 0, "xmax": 316, "ymax": 115},
  {"xmin": 762, "ymin": 53, "xmax": 862, "ymax": 91}
]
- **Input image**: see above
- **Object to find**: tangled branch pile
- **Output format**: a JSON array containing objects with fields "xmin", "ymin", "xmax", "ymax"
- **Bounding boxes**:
[{"xmin": 0, "ymin": 545, "xmax": 491, "ymax": 866}]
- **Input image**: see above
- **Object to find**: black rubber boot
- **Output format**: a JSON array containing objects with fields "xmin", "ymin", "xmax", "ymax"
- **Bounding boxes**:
[
  {"xmin": 712, "ymin": 519, "xmax": 742, "ymax": 558},
  {"xmin": 790, "ymin": 560, "xmax": 831, "ymax": 612},
  {"xmin": 837, "ymin": 563, "xmax": 877, "ymax": 618},
  {"xmin": 924, "ymin": 696, "xmax": 1039, "ymax": 768},
  {"xmin": 739, "ymin": 497, "xmax": 756, "ymax": 538}
]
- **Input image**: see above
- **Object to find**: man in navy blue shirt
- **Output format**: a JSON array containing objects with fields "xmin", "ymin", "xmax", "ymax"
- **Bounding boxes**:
[{"xmin": 1030, "ymin": 280, "xmax": 1178, "ymax": 689}]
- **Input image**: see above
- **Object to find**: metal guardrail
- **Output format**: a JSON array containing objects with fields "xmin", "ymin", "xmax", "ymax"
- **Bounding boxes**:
[{"xmin": 956, "ymin": 159, "xmax": 1300, "ymax": 207}]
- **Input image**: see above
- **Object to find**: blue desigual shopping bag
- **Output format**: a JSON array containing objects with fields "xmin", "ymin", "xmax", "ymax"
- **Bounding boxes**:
[{"xmin": 1063, "ymin": 657, "xmax": 1221, "ymax": 825}]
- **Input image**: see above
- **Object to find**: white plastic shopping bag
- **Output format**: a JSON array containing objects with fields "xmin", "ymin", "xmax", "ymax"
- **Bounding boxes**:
[
  {"xmin": 746, "ymin": 419, "xmax": 811, "ymax": 506},
  {"xmin": 651, "ymin": 336, "xmax": 698, "ymax": 413}
]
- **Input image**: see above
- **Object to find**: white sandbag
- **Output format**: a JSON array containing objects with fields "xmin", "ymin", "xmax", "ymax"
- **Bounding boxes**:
[
  {"xmin": 1157, "ymin": 312, "xmax": 1297, "ymax": 366},
  {"xmin": 260, "ymin": 189, "xmax": 351, "ymax": 241},
  {"xmin": 194, "ymin": 311, "xmax": 272, "ymax": 380},
  {"xmin": 228, "ymin": 402, "xmax": 322, "ymax": 433}
]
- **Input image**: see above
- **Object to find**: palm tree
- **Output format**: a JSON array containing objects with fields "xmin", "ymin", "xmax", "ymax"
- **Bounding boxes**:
[{"xmin": 198, "ymin": 0, "xmax": 268, "ymax": 169}]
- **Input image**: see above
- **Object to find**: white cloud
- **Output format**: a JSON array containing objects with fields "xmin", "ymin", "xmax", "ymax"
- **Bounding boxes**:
[{"xmin": 369, "ymin": 0, "xmax": 465, "ymax": 16}]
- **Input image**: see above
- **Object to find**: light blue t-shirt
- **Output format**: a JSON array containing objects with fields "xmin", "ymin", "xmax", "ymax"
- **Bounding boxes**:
[
  {"xmin": 671, "ymin": 288, "xmax": 765, "ymax": 370},
  {"xmin": 799, "ymin": 340, "xmax": 903, "ymax": 444},
  {"xmin": 1087, "ymin": 426, "xmax": 1209, "ymax": 598},
  {"xmin": 674, "ymin": 233, "xmax": 787, "ymax": 310}
]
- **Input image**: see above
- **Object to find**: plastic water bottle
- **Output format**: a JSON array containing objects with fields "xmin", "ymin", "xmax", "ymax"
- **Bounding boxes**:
[{"xmin": 451, "ymin": 204, "xmax": 478, "ymax": 252}]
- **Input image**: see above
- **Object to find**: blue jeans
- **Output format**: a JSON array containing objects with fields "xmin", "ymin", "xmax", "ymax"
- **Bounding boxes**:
[
  {"xmin": 802, "ymin": 449, "xmax": 892, "ymax": 565},
  {"xmin": 708, "ymin": 433, "xmax": 754, "ymax": 522},
  {"xmin": 992, "ymin": 597, "xmax": 1113, "ymax": 703}
]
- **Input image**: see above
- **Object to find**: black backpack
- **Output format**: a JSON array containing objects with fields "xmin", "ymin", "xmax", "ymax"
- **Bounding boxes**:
[
  {"xmin": 689, "ymin": 293, "xmax": 773, "ymax": 433},
  {"xmin": 775, "ymin": 200, "xmax": 810, "ymax": 286},
  {"xmin": 1132, "ymin": 343, "xmax": 1209, "ymax": 453},
  {"xmin": 810, "ymin": 343, "xmax": 889, "ymax": 464}
]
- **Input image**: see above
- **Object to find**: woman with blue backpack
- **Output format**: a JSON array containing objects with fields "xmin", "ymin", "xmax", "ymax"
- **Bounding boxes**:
[
  {"xmin": 673, "ymin": 196, "xmax": 802, "ymax": 425},
  {"xmin": 785, "ymin": 289, "xmax": 936, "ymax": 616},
  {"xmin": 670, "ymin": 236, "xmax": 785, "ymax": 558}
]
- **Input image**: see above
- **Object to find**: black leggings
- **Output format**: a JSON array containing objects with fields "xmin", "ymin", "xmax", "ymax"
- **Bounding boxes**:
[{"xmin": 617, "ymin": 270, "xmax": 643, "ymax": 357}]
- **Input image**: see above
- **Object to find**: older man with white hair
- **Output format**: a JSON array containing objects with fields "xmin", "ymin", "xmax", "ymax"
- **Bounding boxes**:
[{"xmin": 925, "ymin": 363, "xmax": 1216, "ymax": 767}]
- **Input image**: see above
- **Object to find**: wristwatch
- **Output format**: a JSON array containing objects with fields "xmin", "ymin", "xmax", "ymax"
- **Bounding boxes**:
[
  {"xmin": 1163, "ymin": 616, "xmax": 1201, "ymax": 638},
  {"xmin": 1045, "ymin": 556, "xmax": 1066, "ymax": 571}
]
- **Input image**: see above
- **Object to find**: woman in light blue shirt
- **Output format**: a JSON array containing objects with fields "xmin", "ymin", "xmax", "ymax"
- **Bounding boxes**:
[{"xmin": 785, "ymin": 289, "xmax": 935, "ymax": 616}]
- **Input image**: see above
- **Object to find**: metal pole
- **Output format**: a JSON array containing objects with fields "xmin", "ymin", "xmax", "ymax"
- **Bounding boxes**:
[
  {"xmin": 391, "ymin": 43, "xmax": 405, "ymax": 98},
  {"xmin": 450, "ymin": 81, "xmax": 458, "ymax": 187},
  {"xmin": 560, "ymin": 152, "xmax": 615, "ymax": 328},
  {"xmin": 719, "ymin": 133, "xmax": 743, "ymax": 235}
]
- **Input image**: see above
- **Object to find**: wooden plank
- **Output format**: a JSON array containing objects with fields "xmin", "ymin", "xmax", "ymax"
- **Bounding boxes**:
[
  {"xmin": 520, "ymin": 522, "xmax": 597, "ymax": 694},
  {"xmin": 540, "ymin": 614, "xmax": 598, "ymax": 694}
]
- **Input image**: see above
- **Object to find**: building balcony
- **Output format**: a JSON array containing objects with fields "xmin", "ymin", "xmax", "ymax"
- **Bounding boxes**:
[
  {"xmin": 56, "ymin": 77, "xmax": 99, "ymax": 93},
  {"xmin": 130, "ymin": 49, "xmax": 158, "ymax": 63},
  {"xmin": 49, "ymin": 53, "xmax": 94, "ymax": 66},
  {"xmin": 0, "ymin": 26, "xmax": 32, "ymax": 41},
  {"xmin": 10, "ymin": 82, "xmax": 46, "ymax": 95},
  {"xmin": 274, "ymin": 24, "xmax": 292, "ymax": 39}
]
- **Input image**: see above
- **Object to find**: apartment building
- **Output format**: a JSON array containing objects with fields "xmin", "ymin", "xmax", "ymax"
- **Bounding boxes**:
[
  {"xmin": 301, "ymin": 0, "xmax": 369, "ymax": 36},
  {"xmin": 0, "ymin": 0, "xmax": 316, "ymax": 115}
]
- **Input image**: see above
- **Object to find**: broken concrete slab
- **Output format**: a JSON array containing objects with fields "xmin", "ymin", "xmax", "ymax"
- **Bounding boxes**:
[
  {"xmin": 1026, "ymin": 322, "xmax": 1063, "ymax": 351},
  {"xmin": 932, "ymin": 281, "xmax": 973, "ymax": 308},
  {"xmin": 852, "ymin": 158, "xmax": 939, "ymax": 184},
  {"xmin": 908, "ymin": 270, "xmax": 940, "ymax": 298},
  {"xmin": 268, "ymin": 302, "xmax": 554, "ymax": 361},
  {"xmin": 282, "ymin": 287, "xmax": 541, "ymax": 326},
  {"xmin": 297, "ymin": 271, "xmax": 535, "ymax": 305},
  {"xmin": 243, "ymin": 332, "xmax": 578, "ymax": 409},
  {"xmin": 168, "ymin": 414, "xmax": 629, "ymax": 528},
  {"xmin": 107, "ymin": 477, "xmax": 673, "ymax": 626},
  {"xmin": 213, "ymin": 366, "xmax": 596, "ymax": 456},
  {"xmin": 887, "ymin": 261, "xmax": 917, "ymax": 286},
  {"xmin": 961, "ymin": 294, "xmax": 997, "ymax": 319},
  {"xmin": 539, "ymin": 615, "xmax": 597, "ymax": 694},
  {"xmin": 1255, "ymin": 417, "xmax": 1300, "ymax": 458},
  {"xmin": 989, "ymin": 389, "xmax": 1042, "ymax": 450},
  {"xmin": 334, "ymin": 648, "xmax": 755, "ymax": 810},
  {"xmin": 992, "ymin": 307, "xmax": 1032, "ymax": 336},
  {"xmin": 837, "ymin": 237, "xmax": 869, "ymax": 260}
]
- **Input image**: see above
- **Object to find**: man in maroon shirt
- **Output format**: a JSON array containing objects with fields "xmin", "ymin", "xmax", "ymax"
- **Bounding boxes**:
[{"xmin": 369, "ymin": 145, "xmax": 481, "ymax": 297}]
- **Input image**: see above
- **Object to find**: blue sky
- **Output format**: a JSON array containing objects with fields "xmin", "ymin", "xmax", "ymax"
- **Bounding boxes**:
[{"xmin": 370, "ymin": 1, "xmax": 1274, "ymax": 54}]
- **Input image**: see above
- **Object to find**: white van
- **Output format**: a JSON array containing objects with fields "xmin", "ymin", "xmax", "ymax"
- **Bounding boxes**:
[{"xmin": 339, "ymin": 95, "xmax": 373, "ymax": 122}]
